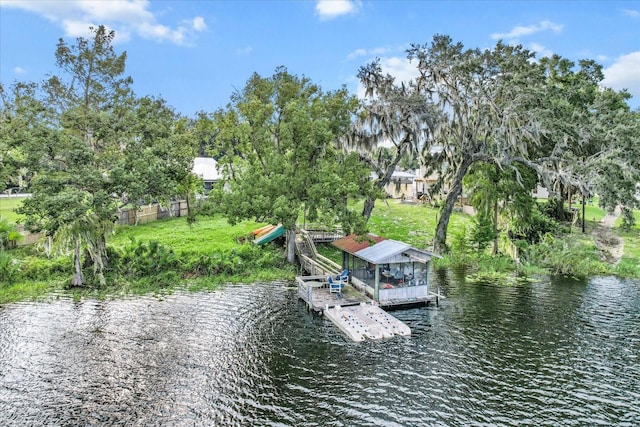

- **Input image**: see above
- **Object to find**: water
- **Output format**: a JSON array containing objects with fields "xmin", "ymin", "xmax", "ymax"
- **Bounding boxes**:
[{"xmin": 1, "ymin": 275, "xmax": 639, "ymax": 426}]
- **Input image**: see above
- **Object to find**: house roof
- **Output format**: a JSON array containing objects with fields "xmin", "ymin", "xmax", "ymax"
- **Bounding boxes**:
[
  {"xmin": 192, "ymin": 157, "xmax": 221, "ymax": 181},
  {"xmin": 332, "ymin": 233, "xmax": 438, "ymax": 265},
  {"xmin": 370, "ymin": 170, "xmax": 416, "ymax": 181},
  {"xmin": 332, "ymin": 233, "xmax": 386, "ymax": 254}
]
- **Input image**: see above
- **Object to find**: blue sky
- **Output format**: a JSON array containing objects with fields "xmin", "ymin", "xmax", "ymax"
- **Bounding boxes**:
[{"xmin": 1, "ymin": 0, "xmax": 639, "ymax": 117}]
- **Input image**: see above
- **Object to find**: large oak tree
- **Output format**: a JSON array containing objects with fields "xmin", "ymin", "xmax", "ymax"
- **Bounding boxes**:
[{"xmin": 208, "ymin": 67, "xmax": 369, "ymax": 263}]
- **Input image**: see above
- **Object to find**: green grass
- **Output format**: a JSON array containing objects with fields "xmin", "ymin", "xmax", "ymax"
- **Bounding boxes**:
[
  {"xmin": 0, "ymin": 196, "xmax": 27, "ymax": 223},
  {"xmin": 583, "ymin": 204, "xmax": 606, "ymax": 223},
  {"xmin": 3, "ymin": 196, "xmax": 640, "ymax": 305},
  {"xmin": 1, "ymin": 214, "xmax": 295, "ymax": 304},
  {"xmin": 351, "ymin": 199, "xmax": 463, "ymax": 249},
  {"xmin": 110, "ymin": 216, "xmax": 265, "ymax": 253}
]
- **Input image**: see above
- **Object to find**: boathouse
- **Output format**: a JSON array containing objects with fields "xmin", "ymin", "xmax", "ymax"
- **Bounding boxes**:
[{"xmin": 332, "ymin": 233, "xmax": 438, "ymax": 308}]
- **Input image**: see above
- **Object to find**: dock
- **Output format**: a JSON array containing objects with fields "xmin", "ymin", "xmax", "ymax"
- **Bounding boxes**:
[
  {"xmin": 296, "ymin": 275, "xmax": 412, "ymax": 342},
  {"xmin": 293, "ymin": 228, "xmax": 420, "ymax": 342},
  {"xmin": 296, "ymin": 275, "xmax": 370, "ymax": 312},
  {"xmin": 324, "ymin": 303, "xmax": 411, "ymax": 342}
]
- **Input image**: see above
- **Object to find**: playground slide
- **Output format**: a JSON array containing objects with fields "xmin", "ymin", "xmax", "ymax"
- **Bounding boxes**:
[{"xmin": 253, "ymin": 224, "xmax": 285, "ymax": 245}]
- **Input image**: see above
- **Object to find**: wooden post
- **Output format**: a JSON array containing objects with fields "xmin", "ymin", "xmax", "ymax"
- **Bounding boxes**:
[
  {"xmin": 374, "ymin": 266, "xmax": 380, "ymax": 302},
  {"xmin": 582, "ymin": 193, "xmax": 586, "ymax": 233}
]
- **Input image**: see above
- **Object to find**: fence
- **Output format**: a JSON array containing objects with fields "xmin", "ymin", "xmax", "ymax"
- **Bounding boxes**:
[{"xmin": 116, "ymin": 200, "xmax": 189, "ymax": 226}]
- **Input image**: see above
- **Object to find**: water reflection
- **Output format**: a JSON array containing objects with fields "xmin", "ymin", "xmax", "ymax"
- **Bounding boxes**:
[{"xmin": 1, "ymin": 276, "xmax": 639, "ymax": 426}]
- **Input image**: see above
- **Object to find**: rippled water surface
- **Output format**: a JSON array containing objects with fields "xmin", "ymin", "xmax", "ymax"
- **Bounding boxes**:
[{"xmin": 1, "ymin": 275, "xmax": 639, "ymax": 426}]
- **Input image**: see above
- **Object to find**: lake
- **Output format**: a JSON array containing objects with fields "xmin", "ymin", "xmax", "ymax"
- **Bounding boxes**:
[{"xmin": 1, "ymin": 274, "xmax": 639, "ymax": 426}]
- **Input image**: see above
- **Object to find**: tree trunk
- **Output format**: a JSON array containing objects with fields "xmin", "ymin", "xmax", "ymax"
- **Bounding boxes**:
[
  {"xmin": 71, "ymin": 240, "xmax": 85, "ymax": 287},
  {"xmin": 433, "ymin": 156, "xmax": 474, "ymax": 255},
  {"xmin": 286, "ymin": 229, "xmax": 296, "ymax": 264},
  {"xmin": 362, "ymin": 196, "xmax": 376, "ymax": 220},
  {"xmin": 555, "ymin": 194, "xmax": 565, "ymax": 221},
  {"xmin": 492, "ymin": 199, "xmax": 499, "ymax": 255}
]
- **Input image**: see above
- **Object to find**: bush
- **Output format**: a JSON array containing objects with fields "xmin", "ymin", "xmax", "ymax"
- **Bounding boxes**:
[
  {"xmin": 523, "ymin": 234, "xmax": 611, "ymax": 279},
  {"xmin": 21, "ymin": 255, "xmax": 72, "ymax": 280},
  {"xmin": 0, "ymin": 252, "xmax": 21, "ymax": 284},
  {"xmin": 508, "ymin": 204, "xmax": 558, "ymax": 244},
  {"xmin": 113, "ymin": 238, "xmax": 180, "ymax": 280}
]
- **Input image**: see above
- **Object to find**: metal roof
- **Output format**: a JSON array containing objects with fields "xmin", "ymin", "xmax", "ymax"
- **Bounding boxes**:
[
  {"xmin": 356, "ymin": 239, "xmax": 411, "ymax": 264},
  {"xmin": 332, "ymin": 234, "xmax": 437, "ymax": 265},
  {"xmin": 332, "ymin": 233, "xmax": 386, "ymax": 254}
]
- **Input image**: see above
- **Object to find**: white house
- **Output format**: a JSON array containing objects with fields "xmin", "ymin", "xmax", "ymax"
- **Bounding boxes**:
[{"xmin": 192, "ymin": 157, "xmax": 221, "ymax": 192}]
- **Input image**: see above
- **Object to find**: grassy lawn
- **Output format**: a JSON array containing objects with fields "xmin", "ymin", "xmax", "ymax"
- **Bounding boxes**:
[
  {"xmin": 583, "ymin": 204, "xmax": 606, "ymax": 223},
  {"xmin": 349, "ymin": 198, "xmax": 472, "ymax": 249},
  {"xmin": 0, "ymin": 196, "xmax": 27, "ymax": 223},
  {"xmin": 110, "ymin": 216, "xmax": 267, "ymax": 254}
]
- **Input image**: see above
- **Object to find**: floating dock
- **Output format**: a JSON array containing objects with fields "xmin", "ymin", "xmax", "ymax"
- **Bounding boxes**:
[
  {"xmin": 324, "ymin": 303, "xmax": 411, "ymax": 342},
  {"xmin": 296, "ymin": 275, "xmax": 412, "ymax": 342}
]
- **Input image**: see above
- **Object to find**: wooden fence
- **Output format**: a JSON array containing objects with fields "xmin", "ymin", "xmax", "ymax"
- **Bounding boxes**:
[
  {"xmin": 116, "ymin": 200, "xmax": 189, "ymax": 226},
  {"xmin": 10, "ymin": 200, "xmax": 189, "ymax": 247}
]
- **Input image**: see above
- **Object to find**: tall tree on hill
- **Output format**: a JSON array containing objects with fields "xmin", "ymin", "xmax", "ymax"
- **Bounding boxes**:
[
  {"xmin": 18, "ymin": 25, "xmax": 134, "ymax": 286},
  {"xmin": 345, "ymin": 60, "xmax": 441, "ymax": 220},
  {"xmin": 208, "ymin": 67, "xmax": 368, "ymax": 263},
  {"xmin": 584, "ymin": 89, "xmax": 640, "ymax": 229},
  {"xmin": 407, "ymin": 35, "xmax": 546, "ymax": 254},
  {"xmin": 534, "ymin": 56, "xmax": 604, "ymax": 221},
  {"xmin": 464, "ymin": 162, "xmax": 538, "ymax": 254}
]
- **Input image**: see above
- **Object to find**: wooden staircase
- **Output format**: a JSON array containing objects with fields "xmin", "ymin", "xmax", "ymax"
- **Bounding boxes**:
[{"xmin": 295, "ymin": 229, "xmax": 341, "ymax": 277}]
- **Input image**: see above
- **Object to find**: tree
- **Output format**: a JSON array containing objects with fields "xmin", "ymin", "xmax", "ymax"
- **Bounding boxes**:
[
  {"xmin": 586, "ymin": 90, "xmax": 640, "ymax": 229},
  {"xmin": 0, "ymin": 82, "xmax": 56, "ymax": 193},
  {"xmin": 19, "ymin": 26, "xmax": 134, "ymax": 286},
  {"xmin": 208, "ymin": 67, "xmax": 366, "ymax": 263},
  {"xmin": 346, "ymin": 60, "xmax": 440, "ymax": 219},
  {"xmin": 464, "ymin": 162, "xmax": 537, "ymax": 254},
  {"xmin": 407, "ymin": 35, "xmax": 545, "ymax": 254},
  {"xmin": 111, "ymin": 96, "xmax": 198, "ymax": 221},
  {"xmin": 533, "ymin": 57, "xmax": 640, "ymax": 229}
]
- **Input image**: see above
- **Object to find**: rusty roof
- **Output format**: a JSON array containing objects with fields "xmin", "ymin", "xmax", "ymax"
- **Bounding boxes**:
[
  {"xmin": 331, "ymin": 233, "xmax": 386, "ymax": 254},
  {"xmin": 332, "ymin": 233, "xmax": 439, "ymax": 265}
]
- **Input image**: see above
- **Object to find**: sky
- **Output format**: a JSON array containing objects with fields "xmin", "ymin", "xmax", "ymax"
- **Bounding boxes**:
[{"xmin": 1, "ymin": 0, "xmax": 639, "ymax": 117}]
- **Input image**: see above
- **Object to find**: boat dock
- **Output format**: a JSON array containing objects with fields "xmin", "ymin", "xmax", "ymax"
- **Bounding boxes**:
[
  {"xmin": 293, "ymin": 228, "xmax": 418, "ymax": 342},
  {"xmin": 296, "ymin": 275, "xmax": 411, "ymax": 342},
  {"xmin": 296, "ymin": 275, "xmax": 370, "ymax": 312},
  {"xmin": 324, "ymin": 303, "xmax": 411, "ymax": 342}
]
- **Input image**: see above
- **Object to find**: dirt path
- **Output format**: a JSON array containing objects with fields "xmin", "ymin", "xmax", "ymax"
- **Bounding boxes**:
[{"xmin": 592, "ymin": 206, "xmax": 623, "ymax": 264}]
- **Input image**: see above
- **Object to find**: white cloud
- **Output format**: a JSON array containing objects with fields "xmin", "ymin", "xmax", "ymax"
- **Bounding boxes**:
[
  {"xmin": 237, "ymin": 46, "xmax": 253, "ymax": 55},
  {"xmin": 0, "ymin": 0, "xmax": 206, "ymax": 46},
  {"xmin": 379, "ymin": 56, "xmax": 419, "ymax": 85},
  {"xmin": 14, "ymin": 66, "xmax": 26, "ymax": 74},
  {"xmin": 192, "ymin": 16, "xmax": 207, "ymax": 31},
  {"xmin": 346, "ymin": 48, "xmax": 368, "ymax": 60},
  {"xmin": 315, "ymin": 0, "xmax": 360, "ymax": 20},
  {"xmin": 346, "ymin": 46, "xmax": 391, "ymax": 60},
  {"xmin": 602, "ymin": 51, "xmax": 640, "ymax": 99},
  {"xmin": 491, "ymin": 20, "xmax": 563, "ymax": 41},
  {"xmin": 528, "ymin": 42, "xmax": 554, "ymax": 59},
  {"xmin": 622, "ymin": 9, "xmax": 640, "ymax": 18}
]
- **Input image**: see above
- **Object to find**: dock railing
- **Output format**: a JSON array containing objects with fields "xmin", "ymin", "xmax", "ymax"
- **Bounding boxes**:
[{"xmin": 296, "ymin": 275, "xmax": 328, "ymax": 309}]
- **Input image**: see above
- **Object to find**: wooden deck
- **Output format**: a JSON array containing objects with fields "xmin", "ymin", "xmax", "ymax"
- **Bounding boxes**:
[{"xmin": 296, "ymin": 275, "xmax": 371, "ymax": 312}]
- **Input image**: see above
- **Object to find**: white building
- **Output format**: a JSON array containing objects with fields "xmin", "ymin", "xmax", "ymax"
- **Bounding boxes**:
[{"xmin": 192, "ymin": 157, "xmax": 221, "ymax": 192}]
